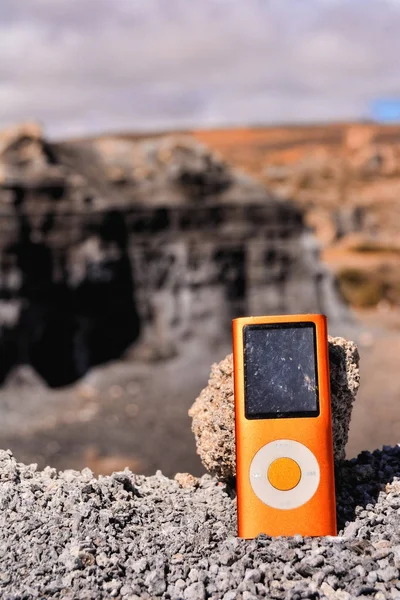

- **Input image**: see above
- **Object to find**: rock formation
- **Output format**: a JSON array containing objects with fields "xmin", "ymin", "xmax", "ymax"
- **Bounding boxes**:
[
  {"xmin": 189, "ymin": 337, "xmax": 360, "ymax": 480},
  {"xmin": 195, "ymin": 124, "xmax": 400, "ymax": 309},
  {"xmin": 0, "ymin": 123, "xmax": 349, "ymax": 387}
]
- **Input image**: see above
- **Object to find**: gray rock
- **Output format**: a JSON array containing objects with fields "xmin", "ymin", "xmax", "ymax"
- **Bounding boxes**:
[
  {"xmin": 222, "ymin": 592, "xmax": 237, "ymax": 600},
  {"xmin": 244, "ymin": 569, "xmax": 261, "ymax": 583},
  {"xmin": 184, "ymin": 581, "xmax": 206, "ymax": 600},
  {"xmin": 144, "ymin": 570, "xmax": 167, "ymax": 595},
  {"xmin": 376, "ymin": 566, "xmax": 399, "ymax": 582}
]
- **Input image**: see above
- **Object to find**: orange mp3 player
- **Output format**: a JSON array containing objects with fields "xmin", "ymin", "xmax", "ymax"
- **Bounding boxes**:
[{"xmin": 232, "ymin": 314, "xmax": 337, "ymax": 538}]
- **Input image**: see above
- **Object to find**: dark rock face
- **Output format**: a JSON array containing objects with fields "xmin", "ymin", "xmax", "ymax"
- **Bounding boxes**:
[
  {"xmin": 0, "ymin": 125, "xmax": 141, "ymax": 386},
  {"xmin": 0, "ymin": 124, "xmax": 349, "ymax": 387},
  {"xmin": 2, "ymin": 210, "xmax": 140, "ymax": 387}
]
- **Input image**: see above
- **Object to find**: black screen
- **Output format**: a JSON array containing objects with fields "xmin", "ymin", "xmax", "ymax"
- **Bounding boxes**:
[{"xmin": 244, "ymin": 323, "xmax": 319, "ymax": 419}]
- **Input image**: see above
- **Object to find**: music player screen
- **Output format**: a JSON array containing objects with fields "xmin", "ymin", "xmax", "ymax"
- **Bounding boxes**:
[{"xmin": 243, "ymin": 323, "xmax": 320, "ymax": 419}]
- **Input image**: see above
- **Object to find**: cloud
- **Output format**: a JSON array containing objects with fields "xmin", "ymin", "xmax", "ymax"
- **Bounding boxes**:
[{"xmin": 0, "ymin": 0, "xmax": 399, "ymax": 138}]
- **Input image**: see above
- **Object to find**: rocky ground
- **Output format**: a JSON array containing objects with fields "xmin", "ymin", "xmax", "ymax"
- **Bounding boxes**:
[
  {"xmin": 2, "ymin": 445, "xmax": 400, "ymax": 599},
  {"xmin": 0, "ymin": 336, "xmax": 229, "ymax": 477},
  {"xmin": 346, "ymin": 307, "xmax": 400, "ymax": 459}
]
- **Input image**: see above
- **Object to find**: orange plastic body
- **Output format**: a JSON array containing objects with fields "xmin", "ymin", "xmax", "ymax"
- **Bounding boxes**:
[{"xmin": 233, "ymin": 314, "xmax": 337, "ymax": 538}]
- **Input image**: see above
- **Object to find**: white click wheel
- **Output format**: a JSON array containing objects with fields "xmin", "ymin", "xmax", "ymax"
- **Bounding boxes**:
[{"xmin": 249, "ymin": 439, "xmax": 320, "ymax": 510}]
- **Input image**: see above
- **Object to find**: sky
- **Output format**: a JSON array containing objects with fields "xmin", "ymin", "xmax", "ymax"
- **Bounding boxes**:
[{"xmin": 0, "ymin": 0, "xmax": 399, "ymax": 139}]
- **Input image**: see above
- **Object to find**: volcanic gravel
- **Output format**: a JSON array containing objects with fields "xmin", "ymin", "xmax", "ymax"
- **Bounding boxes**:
[{"xmin": 2, "ymin": 447, "xmax": 400, "ymax": 599}]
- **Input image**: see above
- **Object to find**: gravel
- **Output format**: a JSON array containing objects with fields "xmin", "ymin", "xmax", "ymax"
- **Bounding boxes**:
[{"xmin": 2, "ymin": 446, "xmax": 400, "ymax": 599}]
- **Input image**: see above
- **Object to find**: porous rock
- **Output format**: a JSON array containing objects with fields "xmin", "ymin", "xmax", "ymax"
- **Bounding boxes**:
[
  {"xmin": 189, "ymin": 336, "xmax": 360, "ymax": 480},
  {"xmin": 174, "ymin": 472, "xmax": 199, "ymax": 488}
]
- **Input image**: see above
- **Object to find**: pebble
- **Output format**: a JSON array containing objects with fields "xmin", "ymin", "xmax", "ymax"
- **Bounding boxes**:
[
  {"xmin": 2, "ymin": 446, "xmax": 400, "ymax": 598},
  {"xmin": 184, "ymin": 581, "xmax": 206, "ymax": 600}
]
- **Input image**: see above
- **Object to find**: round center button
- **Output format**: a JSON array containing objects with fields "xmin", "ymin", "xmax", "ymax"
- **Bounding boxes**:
[{"xmin": 267, "ymin": 457, "xmax": 301, "ymax": 491}]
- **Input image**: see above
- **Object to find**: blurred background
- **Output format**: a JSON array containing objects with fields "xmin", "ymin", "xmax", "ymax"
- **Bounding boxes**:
[{"xmin": 0, "ymin": 0, "xmax": 400, "ymax": 477}]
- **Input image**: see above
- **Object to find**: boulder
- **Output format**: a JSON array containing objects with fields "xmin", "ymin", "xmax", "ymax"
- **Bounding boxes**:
[{"xmin": 189, "ymin": 336, "xmax": 360, "ymax": 480}]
